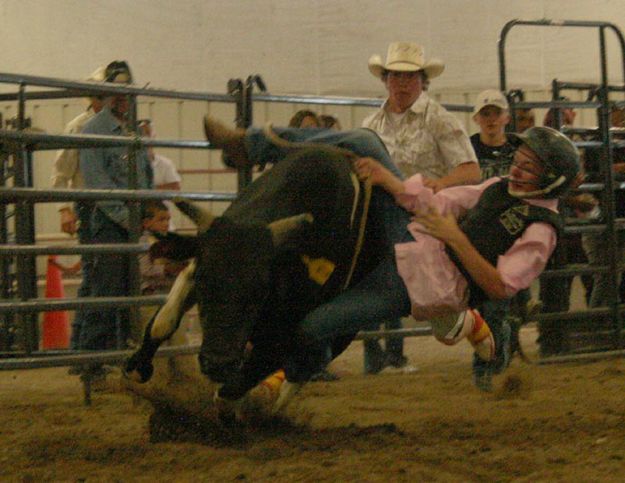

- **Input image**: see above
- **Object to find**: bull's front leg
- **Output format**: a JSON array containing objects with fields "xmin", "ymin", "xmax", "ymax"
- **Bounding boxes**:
[{"xmin": 125, "ymin": 261, "xmax": 197, "ymax": 383}]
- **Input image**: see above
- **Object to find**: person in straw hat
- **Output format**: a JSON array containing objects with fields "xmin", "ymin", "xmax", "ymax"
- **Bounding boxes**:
[
  {"xmin": 362, "ymin": 42, "xmax": 481, "ymax": 374},
  {"xmin": 363, "ymin": 41, "xmax": 480, "ymax": 189}
]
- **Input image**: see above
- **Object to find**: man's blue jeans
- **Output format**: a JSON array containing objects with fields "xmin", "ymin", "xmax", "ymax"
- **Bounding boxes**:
[{"xmin": 78, "ymin": 209, "xmax": 131, "ymax": 351}]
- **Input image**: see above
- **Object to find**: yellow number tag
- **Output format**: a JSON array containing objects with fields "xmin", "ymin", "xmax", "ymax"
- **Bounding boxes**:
[{"xmin": 301, "ymin": 255, "xmax": 336, "ymax": 285}]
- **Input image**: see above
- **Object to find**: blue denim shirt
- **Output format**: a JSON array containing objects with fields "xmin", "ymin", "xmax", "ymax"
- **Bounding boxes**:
[{"xmin": 80, "ymin": 107, "xmax": 153, "ymax": 230}]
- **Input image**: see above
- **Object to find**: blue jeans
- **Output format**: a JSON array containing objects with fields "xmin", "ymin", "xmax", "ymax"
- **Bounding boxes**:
[
  {"xmin": 78, "ymin": 208, "xmax": 130, "ymax": 351},
  {"xmin": 245, "ymin": 128, "xmax": 413, "ymax": 380}
]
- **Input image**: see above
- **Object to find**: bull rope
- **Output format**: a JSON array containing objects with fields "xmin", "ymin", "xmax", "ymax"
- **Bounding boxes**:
[{"xmin": 343, "ymin": 175, "xmax": 371, "ymax": 289}]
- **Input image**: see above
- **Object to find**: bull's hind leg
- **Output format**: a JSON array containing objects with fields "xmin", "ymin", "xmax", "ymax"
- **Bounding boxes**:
[{"xmin": 125, "ymin": 261, "xmax": 197, "ymax": 383}]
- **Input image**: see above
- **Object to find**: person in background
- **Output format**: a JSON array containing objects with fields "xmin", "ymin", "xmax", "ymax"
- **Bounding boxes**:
[
  {"xmin": 361, "ymin": 41, "xmax": 480, "ymax": 374},
  {"xmin": 135, "ymin": 201, "xmax": 187, "ymax": 344},
  {"xmin": 507, "ymin": 89, "xmax": 536, "ymax": 134},
  {"xmin": 514, "ymin": 108, "xmax": 536, "ymax": 133},
  {"xmin": 320, "ymin": 114, "xmax": 342, "ymax": 131},
  {"xmin": 289, "ymin": 109, "xmax": 321, "ymax": 128},
  {"xmin": 139, "ymin": 119, "xmax": 182, "ymax": 231},
  {"xmin": 50, "ymin": 61, "xmax": 133, "ymax": 350},
  {"xmin": 78, "ymin": 61, "xmax": 153, "ymax": 356},
  {"xmin": 469, "ymin": 89, "xmax": 518, "ymax": 389}
]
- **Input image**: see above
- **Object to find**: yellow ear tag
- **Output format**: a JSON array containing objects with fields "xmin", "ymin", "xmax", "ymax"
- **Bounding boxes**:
[{"xmin": 301, "ymin": 255, "xmax": 336, "ymax": 285}]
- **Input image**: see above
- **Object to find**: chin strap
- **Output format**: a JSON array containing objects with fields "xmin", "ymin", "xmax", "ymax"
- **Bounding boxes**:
[{"xmin": 506, "ymin": 175, "xmax": 566, "ymax": 199}]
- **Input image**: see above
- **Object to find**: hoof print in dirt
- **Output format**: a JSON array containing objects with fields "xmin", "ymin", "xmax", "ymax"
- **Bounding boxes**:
[{"xmin": 149, "ymin": 407, "xmax": 247, "ymax": 447}]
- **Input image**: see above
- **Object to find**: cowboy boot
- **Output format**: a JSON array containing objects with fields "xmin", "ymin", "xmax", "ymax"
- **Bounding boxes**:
[{"xmin": 203, "ymin": 115, "xmax": 249, "ymax": 168}]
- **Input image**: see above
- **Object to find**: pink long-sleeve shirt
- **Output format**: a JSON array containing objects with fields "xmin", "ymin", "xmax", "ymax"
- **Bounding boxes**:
[{"xmin": 393, "ymin": 175, "xmax": 558, "ymax": 320}]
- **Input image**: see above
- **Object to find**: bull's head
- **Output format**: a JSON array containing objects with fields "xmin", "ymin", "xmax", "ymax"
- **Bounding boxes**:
[{"xmin": 174, "ymin": 200, "xmax": 312, "ymax": 383}]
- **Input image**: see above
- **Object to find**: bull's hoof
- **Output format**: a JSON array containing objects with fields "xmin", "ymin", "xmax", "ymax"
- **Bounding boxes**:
[{"xmin": 124, "ymin": 352, "xmax": 154, "ymax": 383}]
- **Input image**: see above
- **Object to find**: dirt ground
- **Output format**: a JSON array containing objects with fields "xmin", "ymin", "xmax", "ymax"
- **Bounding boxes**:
[{"xmin": 1, "ymin": 326, "xmax": 624, "ymax": 482}]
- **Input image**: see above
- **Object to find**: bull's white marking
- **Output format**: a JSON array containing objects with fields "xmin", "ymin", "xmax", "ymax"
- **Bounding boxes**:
[{"xmin": 150, "ymin": 260, "xmax": 196, "ymax": 340}]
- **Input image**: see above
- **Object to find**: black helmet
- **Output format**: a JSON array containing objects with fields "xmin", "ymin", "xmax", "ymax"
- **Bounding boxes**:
[{"xmin": 509, "ymin": 126, "xmax": 580, "ymax": 198}]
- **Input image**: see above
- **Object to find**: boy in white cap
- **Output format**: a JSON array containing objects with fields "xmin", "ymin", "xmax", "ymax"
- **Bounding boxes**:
[
  {"xmin": 362, "ymin": 41, "xmax": 481, "ymax": 373},
  {"xmin": 471, "ymin": 89, "xmax": 516, "ymax": 179}
]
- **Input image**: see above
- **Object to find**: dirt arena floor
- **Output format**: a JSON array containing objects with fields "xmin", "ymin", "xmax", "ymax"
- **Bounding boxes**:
[{"xmin": 1, "ymin": 326, "xmax": 624, "ymax": 482}]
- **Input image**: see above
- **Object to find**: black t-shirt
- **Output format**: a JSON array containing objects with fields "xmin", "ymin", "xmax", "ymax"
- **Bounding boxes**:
[{"xmin": 470, "ymin": 133, "xmax": 517, "ymax": 181}]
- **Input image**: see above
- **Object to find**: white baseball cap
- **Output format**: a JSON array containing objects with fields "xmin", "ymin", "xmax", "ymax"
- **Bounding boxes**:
[{"xmin": 473, "ymin": 89, "xmax": 509, "ymax": 116}]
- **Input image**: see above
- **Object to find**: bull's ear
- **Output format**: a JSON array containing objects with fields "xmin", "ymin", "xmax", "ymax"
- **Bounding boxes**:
[
  {"xmin": 268, "ymin": 213, "xmax": 314, "ymax": 246},
  {"xmin": 173, "ymin": 198, "xmax": 215, "ymax": 231}
]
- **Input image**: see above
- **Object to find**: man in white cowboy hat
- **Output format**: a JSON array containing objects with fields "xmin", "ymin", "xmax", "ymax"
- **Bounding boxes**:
[
  {"xmin": 363, "ymin": 41, "xmax": 479, "ymax": 189},
  {"xmin": 362, "ymin": 42, "xmax": 481, "ymax": 374},
  {"xmin": 50, "ymin": 61, "xmax": 135, "ymax": 351}
]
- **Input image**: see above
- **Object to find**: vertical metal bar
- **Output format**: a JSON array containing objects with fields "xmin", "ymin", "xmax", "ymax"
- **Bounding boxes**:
[
  {"xmin": 13, "ymin": 83, "xmax": 38, "ymax": 353},
  {"xmin": 597, "ymin": 27, "xmax": 622, "ymax": 349},
  {"xmin": 551, "ymin": 79, "xmax": 562, "ymax": 129},
  {"xmin": 498, "ymin": 20, "xmax": 518, "ymax": 94},
  {"xmin": 238, "ymin": 75, "xmax": 254, "ymax": 189},
  {"xmin": 0, "ymin": 143, "xmax": 14, "ymax": 351},
  {"xmin": 126, "ymin": 93, "xmax": 141, "ymax": 350},
  {"xmin": 605, "ymin": 23, "xmax": 625, "ymax": 348}
]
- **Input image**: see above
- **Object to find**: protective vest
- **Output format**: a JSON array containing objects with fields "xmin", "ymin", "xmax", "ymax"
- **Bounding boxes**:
[{"xmin": 446, "ymin": 179, "xmax": 563, "ymax": 307}]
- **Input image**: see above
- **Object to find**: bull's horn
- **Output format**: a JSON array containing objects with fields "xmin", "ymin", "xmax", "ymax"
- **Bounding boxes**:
[
  {"xmin": 268, "ymin": 213, "xmax": 313, "ymax": 246},
  {"xmin": 173, "ymin": 198, "xmax": 215, "ymax": 231}
]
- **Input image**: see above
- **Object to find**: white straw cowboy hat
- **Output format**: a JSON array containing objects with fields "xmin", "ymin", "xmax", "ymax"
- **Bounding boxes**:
[{"xmin": 368, "ymin": 41, "xmax": 445, "ymax": 80}]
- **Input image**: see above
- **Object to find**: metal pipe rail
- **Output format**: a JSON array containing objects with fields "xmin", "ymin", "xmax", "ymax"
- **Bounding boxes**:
[
  {"xmin": 511, "ymin": 100, "xmax": 602, "ymax": 110},
  {"xmin": 555, "ymin": 80, "xmax": 625, "ymax": 92},
  {"xmin": 0, "ymin": 343, "xmax": 195, "ymax": 371},
  {"xmin": 499, "ymin": 19, "xmax": 625, "ymax": 91},
  {"xmin": 0, "ymin": 129, "xmax": 213, "ymax": 151},
  {"xmin": 0, "ymin": 294, "xmax": 166, "ymax": 314},
  {"xmin": 0, "ymin": 187, "xmax": 237, "ymax": 203},
  {"xmin": 0, "ymin": 328, "xmax": 437, "ymax": 371},
  {"xmin": 0, "ymin": 72, "xmax": 234, "ymax": 103},
  {"xmin": 0, "ymin": 243, "xmax": 148, "ymax": 256},
  {"xmin": 253, "ymin": 92, "xmax": 473, "ymax": 113}
]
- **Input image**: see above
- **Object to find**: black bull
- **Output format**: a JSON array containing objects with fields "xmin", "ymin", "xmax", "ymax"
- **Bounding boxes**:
[{"xmin": 126, "ymin": 146, "xmax": 385, "ymax": 400}]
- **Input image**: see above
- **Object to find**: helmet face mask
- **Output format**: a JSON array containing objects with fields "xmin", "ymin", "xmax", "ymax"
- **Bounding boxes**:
[{"xmin": 508, "ymin": 127, "xmax": 580, "ymax": 199}]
